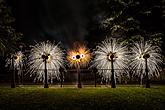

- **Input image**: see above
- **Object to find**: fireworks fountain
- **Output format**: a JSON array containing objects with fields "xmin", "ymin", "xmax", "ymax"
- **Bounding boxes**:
[
  {"xmin": 92, "ymin": 38, "xmax": 128, "ymax": 88},
  {"xmin": 129, "ymin": 40, "xmax": 162, "ymax": 88},
  {"xmin": 67, "ymin": 43, "xmax": 91, "ymax": 88},
  {"xmin": 28, "ymin": 41, "xmax": 65, "ymax": 88},
  {"xmin": 6, "ymin": 51, "xmax": 24, "ymax": 88}
]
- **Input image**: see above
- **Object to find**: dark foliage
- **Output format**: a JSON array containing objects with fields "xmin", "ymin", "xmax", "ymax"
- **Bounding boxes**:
[
  {"xmin": 86, "ymin": 0, "xmax": 165, "ymax": 48},
  {"xmin": 0, "ymin": 0, "xmax": 22, "ymax": 56}
]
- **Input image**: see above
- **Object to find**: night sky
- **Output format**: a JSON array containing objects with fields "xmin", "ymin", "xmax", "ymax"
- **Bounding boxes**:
[
  {"xmin": 9, "ymin": 0, "xmax": 165, "ymax": 50},
  {"xmin": 12, "ymin": 0, "xmax": 90, "ymax": 48}
]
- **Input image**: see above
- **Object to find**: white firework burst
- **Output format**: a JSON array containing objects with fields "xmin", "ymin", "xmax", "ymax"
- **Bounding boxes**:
[
  {"xmin": 6, "ymin": 51, "xmax": 24, "ymax": 75},
  {"xmin": 28, "ymin": 41, "xmax": 65, "ymax": 82},
  {"xmin": 129, "ymin": 40, "xmax": 162, "ymax": 78},
  {"xmin": 92, "ymin": 38, "xmax": 128, "ymax": 80}
]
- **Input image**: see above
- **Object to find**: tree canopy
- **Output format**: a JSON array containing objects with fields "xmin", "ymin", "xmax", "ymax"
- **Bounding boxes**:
[
  {"xmin": 0, "ymin": 0, "xmax": 22, "ymax": 56},
  {"xmin": 87, "ymin": 0, "xmax": 165, "ymax": 47}
]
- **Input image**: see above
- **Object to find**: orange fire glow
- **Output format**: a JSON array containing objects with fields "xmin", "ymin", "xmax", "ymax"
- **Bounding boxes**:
[{"xmin": 67, "ymin": 44, "xmax": 91, "ymax": 68}]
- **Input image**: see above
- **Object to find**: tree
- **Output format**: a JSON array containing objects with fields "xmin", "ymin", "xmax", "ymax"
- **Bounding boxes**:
[
  {"xmin": 0, "ymin": 0, "xmax": 22, "ymax": 56},
  {"xmin": 87, "ymin": 0, "xmax": 165, "ymax": 46}
]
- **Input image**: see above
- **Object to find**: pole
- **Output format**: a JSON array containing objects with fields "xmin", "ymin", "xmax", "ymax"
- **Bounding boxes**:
[
  {"xmin": 61, "ymin": 73, "xmax": 63, "ymax": 87},
  {"xmin": 20, "ymin": 46, "xmax": 23, "ymax": 85},
  {"xmin": 145, "ymin": 58, "xmax": 150, "ymax": 88},
  {"xmin": 140, "ymin": 73, "xmax": 143, "ymax": 87},
  {"xmin": 19, "ymin": 61, "xmax": 23, "ymax": 85},
  {"xmin": 93, "ymin": 68, "xmax": 97, "ymax": 87},
  {"xmin": 110, "ymin": 39, "xmax": 116, "ymax": 88},
  {"xmin": 77, "ymin": 66, "xmax": 82, "ymax": 88},
  {"xmin": 44, "ymin": 59, "xmax": 48, "ymax": 88},
  {"xmin": 60, "ymin": 68, "xmax": 63, "ymax": 87},
  {"xmin": 21, "ymin": 69, "xmax": 23, "ymax": 85},
  {"xmin": 11, "ymin": 57, "xmax": 16, "ymax": 88},
  {"xmin": 111, "ymin": 56, "xmax": 116, "ymax": 88}
]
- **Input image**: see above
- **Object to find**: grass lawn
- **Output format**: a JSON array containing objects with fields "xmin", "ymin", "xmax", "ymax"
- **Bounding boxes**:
[{"xmin": 0, "ymin": 85, "xmax": 165, "ymax": 110}]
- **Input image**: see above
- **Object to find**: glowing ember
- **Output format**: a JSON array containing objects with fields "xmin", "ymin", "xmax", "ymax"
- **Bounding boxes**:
[{"xmin": 28, "ymin": 41, "xmax": 65, "ymax": 82}]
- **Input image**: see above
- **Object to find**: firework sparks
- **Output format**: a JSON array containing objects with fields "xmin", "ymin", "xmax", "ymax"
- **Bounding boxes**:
[
  {"xmin": 129, "ymin": 40, "xmax": 162, "ymax": 78},
  {"xmin": 67, "ymin": 44, "xmax": 91, "ymax": 68},
  {"xmin": 6, "ymin": 51, "xmax": 24, "ymax": 75},
  {"xmin": 67, "ymin": 43, "xmax": 91, "ymax": 88},
  {"xmin": 92, "ymin": 38, "xmax": 128, "ymax": 81},
  {"xmin": 28, "ymin": 41, "xmax": 65, "ymax": 82}
]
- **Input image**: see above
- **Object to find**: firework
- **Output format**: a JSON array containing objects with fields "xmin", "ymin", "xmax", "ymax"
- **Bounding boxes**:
[
  {"xmin": 67, "ymin": 44, "xmax": 91, "ymax": 68},
  {"xmin": 6, "ymin": 51, "xmax": 24, "ymax": 75},
  {"xmin": 28, "ymin": 41, "xmax": 65, "ymax": 82},
  {"xmin": 67, "ymin": 43, "xmax": 91, "ymax": 88},
  {"xmin": 92, "ymin": 38, "xmax": 128, "ymax": 81},
  {"xmin": 129, "ymin": 40, "xmax": 162, "ymax": 78}
]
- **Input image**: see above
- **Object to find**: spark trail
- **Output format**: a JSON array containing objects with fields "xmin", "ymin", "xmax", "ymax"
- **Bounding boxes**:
[
  {"xmin": 92, "ymin": 38, "xmax": 128, "ymax": 82},
  {"xmin": 28, "ymin": 41, "xmax": 65, "ymax": 82},
  {"xmin": 129, "ymin": 40, "xmax": 162, "ymax": 79}
]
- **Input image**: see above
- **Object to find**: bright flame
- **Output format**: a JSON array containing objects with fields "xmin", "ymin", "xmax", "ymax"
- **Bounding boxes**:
[
  {"xmin": 67, "ymin": 44, "xmax": 91, "ymax": 68},
  {"xmin": 91, "ymin": 38, "xmax": 128, "ymax": 80},
  {"xmin": 28, "ymin": 41, "xmax": 65, "ymax": 82},
  {"xmin": 129, "ymin": 40, "xmax": 162, "ymax": 78}
]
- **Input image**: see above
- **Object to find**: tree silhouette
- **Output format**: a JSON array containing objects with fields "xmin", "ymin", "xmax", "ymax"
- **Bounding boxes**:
[
  {"xmin": 87, "ymin": 0, "xmax": 165, "ymax": 46},
  {"xmin": 0, "ymin": 0, "xmax": 22, "ymax": 56}
]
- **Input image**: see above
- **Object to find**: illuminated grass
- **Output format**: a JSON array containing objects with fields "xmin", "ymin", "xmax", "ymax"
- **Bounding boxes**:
[{"xmin": 0, "ymin": 85, "xmax": 165, "ymax": 110}]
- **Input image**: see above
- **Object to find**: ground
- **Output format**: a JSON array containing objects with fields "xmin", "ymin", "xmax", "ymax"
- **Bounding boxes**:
[{"xmin": 0, "ymin": 85, "xmax": 165, "ymax": 110}]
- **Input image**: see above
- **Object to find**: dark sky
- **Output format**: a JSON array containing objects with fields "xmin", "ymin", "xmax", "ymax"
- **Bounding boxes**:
[
  {"xmin": 10, "ymin": 0, "xmax": 165, "ymax": 50},
  {"xmin": 13, "ymin": 0, "xmax": 89, "ymax": 48}
]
